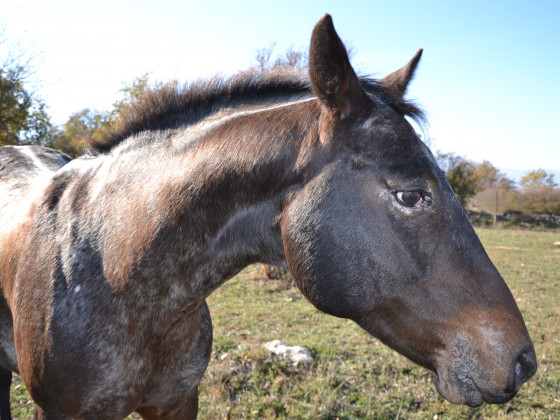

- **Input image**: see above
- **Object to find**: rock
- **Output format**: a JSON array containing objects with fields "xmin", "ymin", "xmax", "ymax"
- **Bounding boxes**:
[{"xmin": 264, "ymin": 340, "xmax": 313, "ymax": 367}]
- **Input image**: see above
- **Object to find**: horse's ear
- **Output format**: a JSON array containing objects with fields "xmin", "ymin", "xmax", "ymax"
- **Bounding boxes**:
[
  {"xmin": 309, "ymin": 14, "xmax": 361, "ymax": 119},
  {"xmin": 379, "ymin": 49, "xmax": 423, "ymax": 98}
]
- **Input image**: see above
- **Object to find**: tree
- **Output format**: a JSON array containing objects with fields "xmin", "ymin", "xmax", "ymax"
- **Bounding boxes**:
[
  {"xmin": 474, "ymin": 160, "xmax": 514, "ymax": 190},
  {"xmin": 436, "ymin": 152, "xmax": 480, "ymax": 207},
  {"xmin": 253, "ymin": 44, "xmax": 352, "ymax": 73},
  {"xmin": 254, "ymin": 43, "xmax": 277, "ymax": 73},
  {"xmin": 46, "ymin": 108, "xmax": 110, "ymax": 157},
  {"xmin": 519, "ymin": 169, "xmax": 557, "ymax": 190},
  {"xmin": 0, "ymin": 26, "xmax": 53, "ymax": 146},
  {"xmin": 254, "ymin": 44, "xmax": 308, "ymax": 73},
  {"xmin": 109, "ymin": 73, "xmax": 151, "ymax": 122},
  {"xmin": 468, "ymin": 161, "xmax": 515, "ymax": 224},
  {"xmin": 436, "ymin": 154, "xmax": 519, "ymax": 209},
  {"xmin": 50, "ymin": 74, "xmax": 152, "ymax": 157},
  {"xmin": 517, "ymin": 169, "xmax": 559, "ymax": 215}
]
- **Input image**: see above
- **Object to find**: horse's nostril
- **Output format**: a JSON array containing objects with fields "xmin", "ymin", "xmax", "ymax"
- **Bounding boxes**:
[{"xmin": 511, "ymin": 348, "xmax": 537, "ymax": 392}]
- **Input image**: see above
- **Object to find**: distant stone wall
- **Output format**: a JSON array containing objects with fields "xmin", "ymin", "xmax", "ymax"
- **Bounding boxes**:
[{"xmin": 466, "ymin": 209, "xmax": 560, "ymax": 229}]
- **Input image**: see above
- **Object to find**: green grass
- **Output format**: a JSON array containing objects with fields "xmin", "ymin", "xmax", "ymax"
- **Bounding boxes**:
[{"xmin": 9, "ymin": 229, "xmax": 560, "ymax": 419}]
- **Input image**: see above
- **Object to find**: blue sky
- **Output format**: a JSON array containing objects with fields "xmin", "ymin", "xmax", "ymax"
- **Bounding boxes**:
[{"xmin": 2, "ymin": 0, "xmax": 559, "ymax": 177}]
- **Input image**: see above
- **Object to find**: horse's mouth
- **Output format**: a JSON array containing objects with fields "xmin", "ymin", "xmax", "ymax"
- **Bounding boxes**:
[{"xmin": 435, "ymin": 367, "xmax": 516, "ymax": 407}]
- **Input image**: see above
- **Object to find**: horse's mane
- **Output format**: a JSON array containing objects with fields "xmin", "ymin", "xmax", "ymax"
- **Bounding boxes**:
[{"xmin": 87, "ymin": 68, "xmax": 425, "ymax": 155}]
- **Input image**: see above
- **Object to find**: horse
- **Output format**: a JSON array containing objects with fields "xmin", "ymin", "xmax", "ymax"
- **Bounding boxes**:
[{"xmin": 0, "ymin": 14, "xmax": 536, "ymax": 419}]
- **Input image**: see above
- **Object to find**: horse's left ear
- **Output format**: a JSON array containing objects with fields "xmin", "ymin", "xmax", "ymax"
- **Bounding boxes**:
[
  {"xmin": 379, "ymin": 49, "xmax": 423, "ymax": 98},
  {"xmin": 309, "ymin": 14, "xmax": 362, "ymax": 119}
]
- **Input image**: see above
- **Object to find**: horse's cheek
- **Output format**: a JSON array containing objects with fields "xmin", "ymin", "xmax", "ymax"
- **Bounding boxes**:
[{"xmin": 280, "ymin": 200, "xmax": 378, "ymax": 318}]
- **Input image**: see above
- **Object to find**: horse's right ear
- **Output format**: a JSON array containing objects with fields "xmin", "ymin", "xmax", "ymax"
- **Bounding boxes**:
[{"xmin": 309, "ymin": 14, "xmax": 362, "ymax": 119}]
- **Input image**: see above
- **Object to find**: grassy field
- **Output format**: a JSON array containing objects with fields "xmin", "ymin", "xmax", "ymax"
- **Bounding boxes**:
[{"xmin": 9, "ymin": 229, "xmax": 560, "ymax": 419}]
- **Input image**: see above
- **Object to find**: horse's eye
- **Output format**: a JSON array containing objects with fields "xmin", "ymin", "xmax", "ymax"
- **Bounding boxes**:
[{"xmin": 395, "ymin": 191, "xmax": 430, "ymax": 207}]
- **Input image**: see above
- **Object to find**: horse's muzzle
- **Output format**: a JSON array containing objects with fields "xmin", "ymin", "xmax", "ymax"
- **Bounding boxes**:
[{"xmin": 435, "ymin": 341, "xmax": 537, "ymax": 407}]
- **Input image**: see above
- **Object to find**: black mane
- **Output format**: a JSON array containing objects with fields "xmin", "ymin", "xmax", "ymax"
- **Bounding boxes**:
[{"xmin": 88, "ymin": 69, "xmax": 424, "ymax": 154}]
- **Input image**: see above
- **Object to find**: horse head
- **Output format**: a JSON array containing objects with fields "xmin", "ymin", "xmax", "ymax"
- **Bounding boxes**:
[{"xmin": 281, "ymin": 14, "xmax": 536, "ymax": 407}]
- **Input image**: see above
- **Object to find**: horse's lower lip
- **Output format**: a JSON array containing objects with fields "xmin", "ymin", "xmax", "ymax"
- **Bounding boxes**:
[
  {"xmin": 436, "ymin": 370, "xmax": 517, "ymax": 407},
  {"xmin": 435, "ymin": 371, "xmax": 484, "ymax": 407}
]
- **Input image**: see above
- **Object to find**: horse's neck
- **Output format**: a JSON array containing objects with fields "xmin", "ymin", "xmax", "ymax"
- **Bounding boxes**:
[{"xmin": 97, "ymin": 112, "xmax": 315, "ymax": 300}]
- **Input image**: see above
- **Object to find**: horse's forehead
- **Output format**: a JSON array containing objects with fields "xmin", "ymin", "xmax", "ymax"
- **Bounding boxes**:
[
  {"xmin": 350, "ymin": 106, "xmax": 431, "ymax": 165},
  {"xmin": 352, "ymin": 97, "xmax": 414, "ymax": 140},
  {"xmin": 359, "ymin": 100, "xmax": 398, "ymax": 132}
]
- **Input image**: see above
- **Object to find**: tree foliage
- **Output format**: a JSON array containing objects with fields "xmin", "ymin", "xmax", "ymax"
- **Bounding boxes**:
[
  {"xmin": 514, "ymin": 169, "xmax": 559, "ymax": 215},
  {"xmin": 45, "ymin": 108, "xmax": 110, "ymax": 156},
  {"xmin": 437, "ymin": 153, "xmax": 517, "ymax": 209},
  {"xmin": 519, "ymin": 169, "xmax": 557, "ymax": 190},
  {"xmin": 109, "ymin": 73, "xmax": 151, "ymax": 122},
  {"xmin": 436, "ymin": 152, "xmax": 479, "ymax": 207},
  {"xmin": 474, "ymin": 160, "xmax": 514, "ymax": 190},
  {"xmin": 49, "ymin": 73, "xmax": 152, "ymax": 157},
  {"xmin": 472, "ymin": 167, "xmax": 559, "ymax": 216},
  {"xmin": 0, "ymin": 27, "xmax": 53, "ymax": 146}
]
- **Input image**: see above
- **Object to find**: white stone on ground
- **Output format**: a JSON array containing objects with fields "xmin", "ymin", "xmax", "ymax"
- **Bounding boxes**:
[{"xmin": 264, "ymin": 340, "xmax": 313, "ymax": 367}]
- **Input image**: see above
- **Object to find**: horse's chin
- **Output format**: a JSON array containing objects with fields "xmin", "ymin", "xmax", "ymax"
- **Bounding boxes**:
[{"xmin": 434, "ymin": 367, "xmax": 516, "ymax": 407}]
